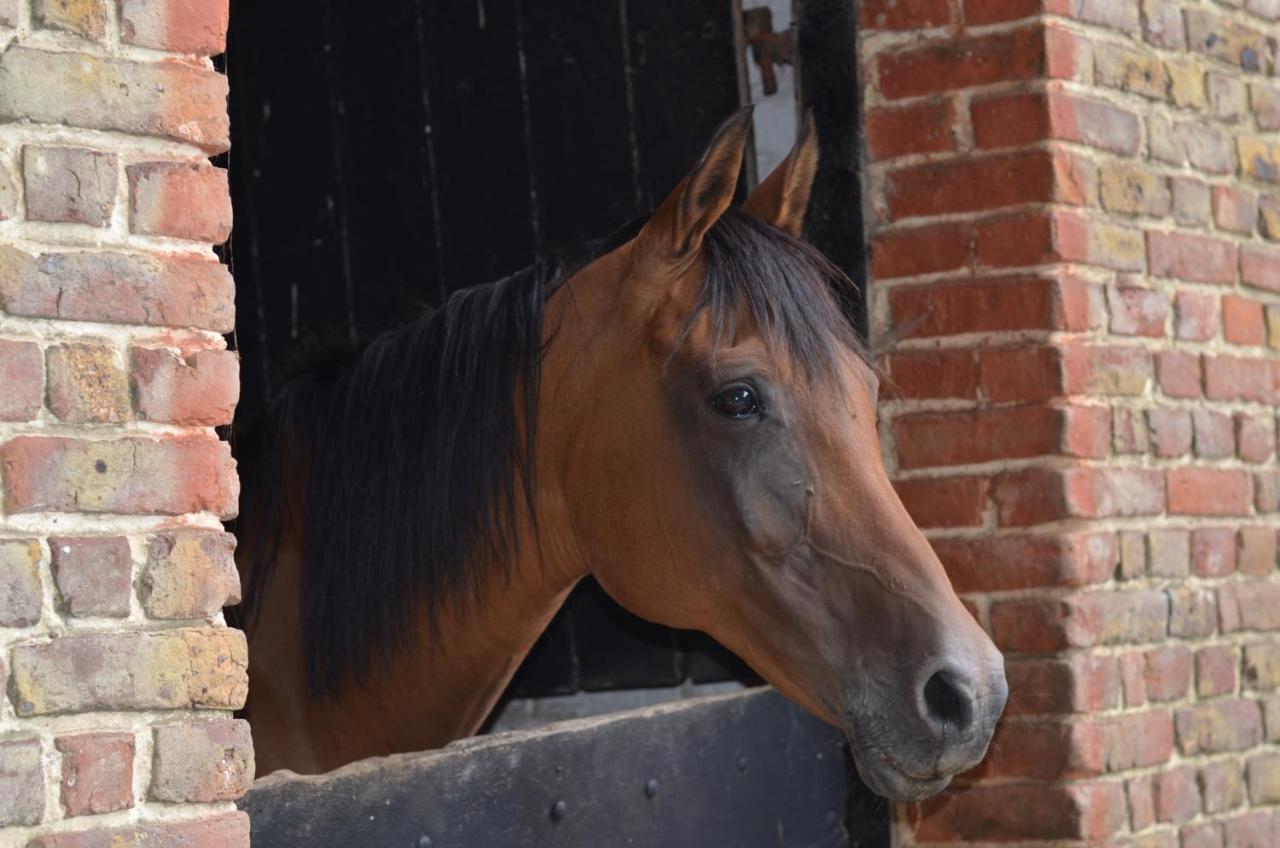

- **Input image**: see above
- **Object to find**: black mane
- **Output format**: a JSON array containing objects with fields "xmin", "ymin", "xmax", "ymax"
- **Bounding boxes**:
[{"xmin": 237, "ymin": 210, "xmax": 862, "ymax": 696}]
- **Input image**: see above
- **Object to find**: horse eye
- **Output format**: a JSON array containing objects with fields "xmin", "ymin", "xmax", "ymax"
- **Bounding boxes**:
[{"xmin": 710, "ymin": 384, "xmax": 762, "ymax": 419}]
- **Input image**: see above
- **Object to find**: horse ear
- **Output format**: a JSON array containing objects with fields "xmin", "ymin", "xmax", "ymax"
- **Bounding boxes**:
[
  {"xmin": 639, "ymin": 106, "xmax": 754, "ymax": 260},
  {"xmin": 742, "ymin": 112, "xmax": 818, "ymax": 237}
]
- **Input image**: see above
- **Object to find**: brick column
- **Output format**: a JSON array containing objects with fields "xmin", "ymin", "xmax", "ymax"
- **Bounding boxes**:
[
  {"xmin": 861, "ymin": 1, "xmax": 1280, "ymax": 845},
  {"xmin": 0, "ymin": 0, "xmax": 250, "ymax": 844}
]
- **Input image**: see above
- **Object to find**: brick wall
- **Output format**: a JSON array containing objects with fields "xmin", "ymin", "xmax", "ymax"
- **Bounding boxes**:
[
  {"xmin": 0, "ymin": 1, "xmax": 250, "ymax": 845},
  {"xmin": 861, "ymin": 1, "xmax": 1280, "ymax": 845}
]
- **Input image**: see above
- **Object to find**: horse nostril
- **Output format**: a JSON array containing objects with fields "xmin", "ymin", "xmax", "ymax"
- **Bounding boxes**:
[{"xmin": 923, "ymin": 670, "xmax": 974, "ymax": 732}]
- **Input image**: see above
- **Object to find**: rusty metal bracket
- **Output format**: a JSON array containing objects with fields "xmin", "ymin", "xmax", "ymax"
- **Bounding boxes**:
[{"xmin": 743, "ymin": 7, "xmax": 796, "ymax": 96}]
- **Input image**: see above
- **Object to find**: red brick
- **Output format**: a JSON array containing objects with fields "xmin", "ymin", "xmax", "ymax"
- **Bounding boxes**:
[
  {"xmin": 1222, "ymin": 810, "xmax": 1280, "ymax": 848},
  {"xmin": 1175, "ymin": 292, "xmax": 1217, "ymax": 341},
  {"xmin": 1193, "ymin": 528, "xmax": 1238, "ymax": 578},
  {"xmin": 1218, "ymin": 581, "xmax": 1280, "ymax": 632},
  {"xmin": 120, "ymin": 0, "xmax": 230, "ymax": 55},
  {"xmin": 1196, "ymin": 646, "xmax": 1238, "ymax": 697},
  {"xmin": 1156, "ymin": 351, "xmax": 1202, "ymax": 398},
  {"xmin": 991, "ymin": 590, "xmax": 1168, "ymax": 652},
  {"xmin": 1192, "ymin": 409, "xmax": 1235, "ymax": 458},
  {"xmin": 1241, "ymin": 246, "xmax": 1280, "ymax": 293},
  {"xmin": 1121, "ymin": 651, "xmax": 1147, "ymax": 705},
  {"xmin": 1149, "ymin": 528, "xmax": 1190, "ymax": 577},
  {"xmin": 0, "ymin": 339, "xmax": 42, "ymax": 421},
  {"xmin": 992, "ymin": 467, "xmax": 1165, "ymax": 526},
  {"xmin": 1176, "ymin": 700, "xmax": 1264, "ymax": 755},
  {"xmin": 1181, "ymin": 822, "xmax": 1224, "ymax": 848},
  {"xmin": 971, "ymin": 91, "xmax": 1046, "ymax": 149},
  {"xmin": 866, "ymin": 99, "xmax": 956, "ymax": 161},
  {"xmin": 1168, "ymin": 468, "xmax": 1251, "ymax": 516},
  {"xmin": 893, "ymin": 405, "xmax": 1107, "ymax": 469},
  {"xmin": 972, "ymin": 89, "xmax": 1142, "ymax": 156},
  {"xmin": 27, "ymin": 812, "xmax": 250, "ymax": 848},
  {"xmin": 1204, "ymin": 355, "xmax": 1277, "ymax": 403},
  {"xmin": 49, "ymin": 536, "xmax": 132, "ymax": 618},
  {"xmin": 1237, "ymin": 414, "xmax": 1277, "ymax": 462},
  {"xmin": 932, "ymin": 531, "xmax": 1115, "ymax": 593},
  {"xmin": 1064, "ymin": 344, "xmax": 1151, "ymax": 395},
  {"xmin": 877, "ymin": 26, "xmax": 1046, "ymax": 100},
  {"xmin": 1113, "ymin": 407, "xmax": 1149, "ymax": 454},
  {"xmin": 1154, "ymin": 766, "xmax": 1201, "ymax": 824},
  {"xmin": 1238, "ymin": 526, "xmax": 1277, "ymax": 576},
  {"xmin": 1256, "ymin": 470, "xmax": 1280, "ymax": 513},
  {"xmin": 1005, "ymin": 655, "xmax": 1121, "ymax": 716},
  {"xmin": 1148, "ymin": 408, "xmax": 1192, "ymax": 457},
  {"xmin": 0, "ymin": 435, "xmax": 238, "ymax": 518},
  {"xmin": 1108, "ymin": 286, "xmax": 1168, "ymax": 337},
  {"xmin": 1214, "ymin": 185, "xmax": 1258, "ymax": 234},
  {"xmin": 150, "ymin": 719, "xmax": 253, "ymax": 802},
  {"xmin": 1046, "ymin": 0, "xmax": 1139, "ymax": 33},
  {"xmin": 883, "ymin": 349, "xmax": 976, "ymax": 400},
  {"xmin": 1247, "ymin": 754, "xmax": 1280, "ymax": 805},
  {"xmin": 870, "ymin": 222, "xmax": 970, "ymax": 279},
  {"xmin": 22, "ymin": 146, "xmax": 116, "ymax": 227},
  {"xmin": 977, "ymin": 345, "xmax": 1064, "ymax": 403},
  {"xmin": 1145, "ymin": 646, "xmax": 1193, "ymax": 702},
  {"xmin": 887, "ymin": 275, "xmax": 1099, "ymax": 338},
  {"xmin": 1128, "ymin": 775, "xmax": 1156, "ymax": 831},
  {"xmin": 1223, "ymin": 295, "xmax": 1266, "ymax": 345},
  {"xmin": 886, "ymin": 149, "xmax": 1065, "ymax": 221},
  {"xmin": 0, "ymin": 46, "xmax": 229, "ymax": 152},
  {"xmin": 913, "ymin": 781, "xmax": 1125, "ymax": 842},
  {"xmin": 894, "ymin": 475, "xmax": 987, "ymax": 529},
  {"xmin": 1172, "ymin": 176, "xmax": 1213, "ymax": 227},
  {"xmin": 55, "ymin": 732, "xmax": 133, "ymax": 817},
  {"xmin": 963, "ymin": 0, "xmax": 1036, "ymax": 25},
  {"xmin": 130, "ymin": 347, "xmax": 238, "ymax": 425},
  {"xmin": 0, "ymin": 246, "xmax": 234, "ymax": 332},
  {"xmin": 1148, "ymin": 231, "xmax": 1239, "ymax": 284},
  {"xmin": 128, "ymin": 161, "xmax": 232, "ymax": 243}
]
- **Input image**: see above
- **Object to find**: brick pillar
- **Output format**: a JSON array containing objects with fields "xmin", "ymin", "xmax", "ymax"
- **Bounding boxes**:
[
  {"xmin": 861, "ymin": 1, "xmax": 1280, "ymax": 845},
  {"xmin": 0, "ymin": 0, "xmax": 250, "ymax": 844}
]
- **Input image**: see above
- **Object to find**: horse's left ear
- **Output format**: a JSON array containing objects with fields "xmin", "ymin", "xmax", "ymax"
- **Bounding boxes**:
[
  {"xmin": 743, "ymin": 112, "xmax": 818, "ymax": 237},
  {"xmin": 638, "ymin": 106, "xmax": 754, "ymax": 260}
]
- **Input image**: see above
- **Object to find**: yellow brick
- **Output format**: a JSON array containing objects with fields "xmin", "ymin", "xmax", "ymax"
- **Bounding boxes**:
[
  {"xmin": 1095, "ymin": 44, "xmax": 1169, "ymax": 100},
  {"xmin": 1240, "ymin": 136, "xmax": 1280, "ymax": 185},
  {"xmin": 1166, "ymin": 58, "xmax": 1207, "ymax": 111},
  {"xmin": 32, "ymin": 0, "xmax": 106, "ymax": 41},
  {"xmin": 1100, "ymin": 163, "xmax": 1172, "ymax": 217}
]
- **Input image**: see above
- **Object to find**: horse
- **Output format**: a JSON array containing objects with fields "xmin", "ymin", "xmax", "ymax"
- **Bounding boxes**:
[{"xmin": 234, "ymin": 109, "xmax": 1008, "ymax": 800}]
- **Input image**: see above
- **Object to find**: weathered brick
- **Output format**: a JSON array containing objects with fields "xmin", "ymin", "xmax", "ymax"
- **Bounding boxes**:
[
  {"xmin": 1196, "ymin": 645, "xmax": 1237, "ymax": 697},
  {"xmin": 1208, "ymin": 71, "xmax": 1248, "ymax": 122},
  {"xmin": 1256, "ymin": 470, "xmax": 1280, "ymax": 512},
  {"xmin": 1218, "ymin": 581, "xmax": 1280, "ymax": 632},
  {"xmin": 1155, "ymin": 351, "xmax": 1201, "ymax": 398},
  {"xmin": 1185, "ymin": 9, "xmax": 1274, "ymax": 73},
  {"xmin": 1100, "ymin": 164, "xmax": 1170, "ymax": 218},
  {"xmin": 1247, "ymin": 753, "xmax": 1280, "ymax": 804},
  {"xmin": 128, "ymin": 161, "xmax": 232, "ymax": 243},
  {"xmin": 1093, "ymin": 42, "xmax": 1168, "ymax": 100},
  {"xmin": 1261, "ymin": 195, "xmax": 1280, "ymax": 240},
  {"xmin": 914, "ymin": 781, "xmax": 1124, "ymax": 842},
  {"xmin": 1213, "ymin": 186, "xmax": 1257, "ymax": 234},
  {"xmin": 0, "ymin": 246, "xmax": 234, "ymax": 332},
  {"xmin": 1176, "ymin": 699, "xmax": 1263, "ymax": 755},
  {"xmin": 46, "ymin": 342, "xmax": 130, "ymax": 424},
  {"xmin": 0, "ymin": 0, "xmax": 16, "ymax": 26},
  {"xmin": 120, "ymin": 0, "xmax": 231, "ymax": 55},
  {"xmin": 1167, "ymin": 468, "xmax": 1251, "ymax": 516},
  {"xmin": 1149, "ymin": 116, "xmax": 1234, "ymax": 175},
  {"xmin": 140, "ymin": 531, "xmax": 239, "ymax": 620},
  {"xmin": 1148, "ymin": 231, "xmax": 1238, "ymax": 284},
  {"xmin": 0, "ymin": 338, "xmax": 42, "ymax": 421},
  {"xmin": 993, "ymin": 467, "xmax": 1165, "ymax": 526},
  {"xmin": 1268, "ymin": 304, "xmax": 1280, "ymax": 348},
  {"xmin": 1064, "ymin": 344, "xmax": 1151, "ymax": 395},
  {"xmin": 55, "ymin": 732, "xmax": 133, "ymax": 817},
  {"xmin": 1192, "ymin": 408, "xmax": 1235, "ymax": 458},
  {"xmin": 1181, "ymin": 822, "xmax": 1223, "ymax": 848},
  {"xmin": 1145, "ymin": 646, "xmax": 1192, "ymax": 701},
  {"xmin": 1244, "ymin": 642, "xmax": 1280, "ymax": 690},
  {"xmin": 0, "ymin": 736, "xmax": 44, "ymax": 826},
  {"xmin": 1243, "ymin": 246, "xmax": 1280, "ymax": 293},
  {"xmin": 1240, "ymin": 136, "xmax": 1280, "ymax": 185},
  {"xmin": 1119, "ymin": 530, "xmax": 1146, "ymax": 581},
  {"xmin": 1237, "ymin": 414, "xmax": 1276, "ymax": 462},
  {"xmin": 0, "ymin": 47, "xmax": 228, "ymax": 151},
  {"xmin": 0, "ymin": 435, "xmax": 238, "ymax": 518},
  {"xmin": 1142, "ymin": 0, "xmax": 1185, "ymax": 49},
  {"xmin": 23, "ymin": 146, "xmax": 116, "ymax": 227},
  {"xmin": 33, "ymin": 0, "xmax": 107, "ymax": 41},
  {"xmin": 49, "ymin": 535, "xmax": 132, "ymax": 618},
  {"xmin": 1006, "ymin": 655, "xmax": 1121, "ymax": 715},
  {"xmin": 1128, "ymin": 774, "xmax": 1155, "ymax": 831},
  {"xmin": 866, "ymin": 99, "xmax": 956, "ymax": 160},
  {"xmin": 1193, "ymin": 528, "xmax": 1238, "ymax": 577},
  {"xmin": 1220, "ymin": 811, "xmax": 1279, "ymax": 848},
  {"xmin": 1169, "ymin": 586, "xmax": 1218, "ymax": 638},
  {"xmin": 991, "ymin": 590, "xmax": 1168, "ymax": 652},
  {"xmin": 27, "ymin": 812, "xmax": 250, "ymax": 848},
  {"xmin": 1201, "ymin": 760, "xmax": 1246, "ymax": 815},
  {"xmin": 893, "ymin": 405, "xmax": 1106, "ymax": 469},
  {"xmin": 1113, "ymin": 407, "xmax": 1149, "ymax": 454},
  {"xmin": 1253, "ymin": 83, "xmax": 1280, "ymax": 130},
  {"xmin": 8, "ymin": 627, "xmax": 248, "ymax": 715},
  {"xmin": 1238, "ymin": 526, "xmax": 1277, "ymax": 576},
  {"xmin": 1204, "ymin": 355, "xmax": 1276, "ymax": 403},
  {"xmin": 0, "ymin": 538, "xmax": 43, "ymax": 628},
  {"xmin": 1167, "ymin": 57, "xmax": 1208, "ymax": 111},
  {"xmin": 1175, "ymin": 292, "xmax": 1217, "ymax": 341},
  {"xmin": 1171, "ymin": 176, "xmax": 1212, "ymax": 227},
  {"xmin": 131, "ymin": 347, "xmax": 238, "ymax": 425},
  {"xmin": 1154, "ymin": 766, "xmax": 1200, "ymax": 824},
  {"xmin": 151, "ymin": 719, "xmax": 253, "ymax": 802},
  {"xmin": 1145, "ymin": 528, "xmax": 1187, "ymax": 577}
]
